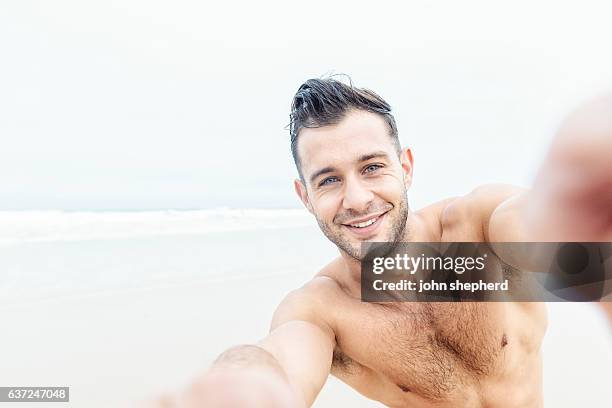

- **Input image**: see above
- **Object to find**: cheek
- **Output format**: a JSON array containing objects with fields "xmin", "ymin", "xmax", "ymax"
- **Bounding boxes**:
[
  {"xmin": 311, "ymin": 192, "xmax": 341, "ymax": 222},
  {"xmin": 370, "ymin": 176, "xmax": 405, "ymax": 201}
]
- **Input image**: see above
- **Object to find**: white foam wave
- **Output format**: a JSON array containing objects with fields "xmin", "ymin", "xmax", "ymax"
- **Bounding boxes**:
[{"xmin": 0, "ymin": 209, "xmax": 315, "ymax": 244}]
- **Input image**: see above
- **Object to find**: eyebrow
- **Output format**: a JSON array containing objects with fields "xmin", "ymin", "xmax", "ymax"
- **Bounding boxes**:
[
  {"xmin": 310, "ymin": 166, "xmax": 336, "ymax": 185},
  {"xmin": 308, "ymin": 151, "xmax": 391, "ymax": 185},
  {"xmin": 358, "ymin": 151, "xmax": 390, "ymax": 162}
]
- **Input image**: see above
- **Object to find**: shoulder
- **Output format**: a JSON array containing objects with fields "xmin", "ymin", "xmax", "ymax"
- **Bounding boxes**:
[
  {"xmin": 270, "ymin": 271, "xmax": 345, "ymax": 339},
  {"xmin": 442, "ymin": 184, "xmax": 525, "ymax": 218},
  {"xmin": 439, "ymin": 184, "xmax": 526, "ymax": 234}
]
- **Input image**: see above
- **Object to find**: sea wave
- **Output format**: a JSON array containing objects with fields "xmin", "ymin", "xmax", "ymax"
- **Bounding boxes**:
[{"xmin": 0, "ymin": 209, "xmax": 315, "ymax": 244}]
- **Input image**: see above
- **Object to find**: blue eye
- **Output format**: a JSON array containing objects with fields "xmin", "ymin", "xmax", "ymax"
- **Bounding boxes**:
[
  {"xmin": 320, "ymin": 177, "xmax": 339, "ymax": 186},
  {"xmin": 364, "ymin": 164, "xmax": 383, "ymax": 173}
]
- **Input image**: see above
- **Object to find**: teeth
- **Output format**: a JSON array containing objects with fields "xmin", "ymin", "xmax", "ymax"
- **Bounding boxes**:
[{"xmin": 350, "ymin": 217, "xmax": 378, "ymax": 228}]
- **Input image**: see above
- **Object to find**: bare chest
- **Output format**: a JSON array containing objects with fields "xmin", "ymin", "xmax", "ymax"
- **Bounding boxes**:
[{"xmin": 330, "ymin": 301, "xmax": 510, "ymax": 402}]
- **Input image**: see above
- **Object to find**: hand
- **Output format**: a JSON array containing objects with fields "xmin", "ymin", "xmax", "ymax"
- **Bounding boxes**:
[
  {"xmin": 143, "ymin": 368, "xmax": 306, "ymax": 408},
  {"xmin": 529, "ymin": 93, "xmax": 612, "ymax": 241}
]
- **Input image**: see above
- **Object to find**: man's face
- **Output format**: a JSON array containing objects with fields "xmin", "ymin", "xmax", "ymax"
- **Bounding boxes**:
[{"xmin": 294, "ymin": 110, "xmax": 413, "ymax": 260}]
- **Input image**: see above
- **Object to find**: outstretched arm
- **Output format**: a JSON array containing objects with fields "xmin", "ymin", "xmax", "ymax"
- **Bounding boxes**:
[
  {"xmin": 486, "ymin": 94, "xmax": 612, "ymax": 318},
  {"xmin": 148, "ymin": 281, "xmax": 336, "ymax": 407},
  {"xmin": 527, "ymin": 94, "xmax": 612, "ymax": 241},
  {"xmin": 489, "ymin": 93, "xmax": 612, "ymax": 244}
]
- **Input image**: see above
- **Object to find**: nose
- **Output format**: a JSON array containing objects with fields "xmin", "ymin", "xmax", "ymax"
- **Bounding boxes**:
[{"xmin": 342, "ymin": 175, "xmax": 374, "ymax": 213}]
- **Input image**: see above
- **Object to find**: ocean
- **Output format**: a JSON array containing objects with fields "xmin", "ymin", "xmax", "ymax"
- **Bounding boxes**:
[{"xmin": 0, "ymin": 209, "xmax": 337, "ymax": 305}]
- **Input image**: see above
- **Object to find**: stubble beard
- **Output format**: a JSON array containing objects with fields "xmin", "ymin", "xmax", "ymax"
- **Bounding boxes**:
[{"xmin": 315, "ymin": 192, "xmax": 410, "ymax": 261}]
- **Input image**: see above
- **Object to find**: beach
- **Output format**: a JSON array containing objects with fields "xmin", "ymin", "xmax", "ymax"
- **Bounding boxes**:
[{"xmin": 0, "ymin": 210, "xmax": 610, "ymax": 407}]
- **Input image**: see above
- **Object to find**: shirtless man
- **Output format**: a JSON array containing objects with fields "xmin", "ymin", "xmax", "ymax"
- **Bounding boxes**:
[{"xmin": 162, "ymin": 78, "xmax": 611, "ymax": 407}]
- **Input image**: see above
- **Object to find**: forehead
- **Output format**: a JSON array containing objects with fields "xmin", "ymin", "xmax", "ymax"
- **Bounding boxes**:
[{"xmin": 297, "ymin": 110, "xmax": 396, "ymax": 176}]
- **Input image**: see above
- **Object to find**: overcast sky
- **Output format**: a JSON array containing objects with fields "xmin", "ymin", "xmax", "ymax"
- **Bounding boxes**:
[{"xmin": 1, "ymin": 0, "xmax": 611, "ymax": 210}]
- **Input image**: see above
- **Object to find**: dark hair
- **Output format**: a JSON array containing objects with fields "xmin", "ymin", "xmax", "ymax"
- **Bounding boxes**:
[{"xmin": 289, "ymin": 76, "xmax": 399, "ymax": 178}]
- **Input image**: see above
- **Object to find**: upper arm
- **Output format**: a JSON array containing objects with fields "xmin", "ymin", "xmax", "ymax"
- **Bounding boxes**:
[
  {"xmin": 257, "ymin": 279, "xmax": 337, "ymax": 407},
  {"xmin": 487, "ymin": 189, "xmax": 530, "ymax": 243},
  {"xmin": 444, "ymin": 184, "xmax": 528, "ymax": 269},
  {"xmin": 444, "ymin": 183, "xmax": 527, "ymax": 242}
]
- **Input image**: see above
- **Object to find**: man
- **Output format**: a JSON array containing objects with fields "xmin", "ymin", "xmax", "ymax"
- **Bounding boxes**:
[{"xmin": 158, "ymin": 78, "xmax": 611, "ymax": 407}]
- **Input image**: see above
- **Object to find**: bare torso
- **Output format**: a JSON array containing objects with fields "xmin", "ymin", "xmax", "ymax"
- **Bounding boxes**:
[{"xmin": 302, "ymin": 197, "xmax": 548, "ymax": 407}]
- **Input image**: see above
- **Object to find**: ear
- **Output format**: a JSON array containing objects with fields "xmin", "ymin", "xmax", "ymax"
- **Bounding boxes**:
[
  {"xmin": 399, "ymin": 147, "xmax": 414, "ymax": 189},
  {"xmin": 294, "ymin": 179, "xmax": 314, "ymax": 214}
]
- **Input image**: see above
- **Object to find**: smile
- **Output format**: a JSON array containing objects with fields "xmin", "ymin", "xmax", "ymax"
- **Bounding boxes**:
[
  {"xmin": 341, "ymin": 211, "xmax": 389, "ymax": 238},
  {"xmin": 349, "ymin": 217, "xmax": 379, "ymax": 228}
]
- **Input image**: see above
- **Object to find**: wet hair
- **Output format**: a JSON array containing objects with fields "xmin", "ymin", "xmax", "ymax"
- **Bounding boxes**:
[{"xmin": 289, "ymin": 76, "xmax": 399, "ymax": 179}]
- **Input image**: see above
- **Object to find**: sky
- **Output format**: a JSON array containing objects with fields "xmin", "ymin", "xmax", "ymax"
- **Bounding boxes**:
[{"xmin": 1, "ymin": 0, "xmax": 612, "ymax": 210}]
